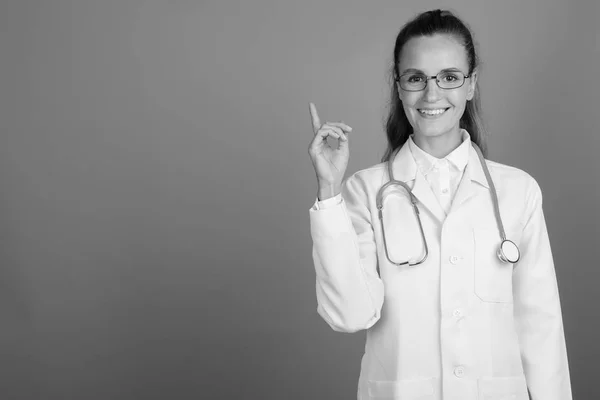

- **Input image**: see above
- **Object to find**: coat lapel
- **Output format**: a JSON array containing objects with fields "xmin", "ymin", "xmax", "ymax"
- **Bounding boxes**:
[
  {"xmin": 449, "ymin": 143, "xmax": 490, "ymax": 214},
  {"xmin": 448, "ymin": 165, "xmax": 475, "ymax": 214},
  {"xmin": 389, "ymin": 143, "xmax": 446, "ymax": 224},
  {"xmin": 411, "ymin": 171, "xmax": 446, "ymax": 223}
]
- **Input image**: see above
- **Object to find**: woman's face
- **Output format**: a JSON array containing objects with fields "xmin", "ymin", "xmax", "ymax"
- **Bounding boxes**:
[{"xmin": 397, "ymin": 34, "xmax": 477, "ymax": 141}]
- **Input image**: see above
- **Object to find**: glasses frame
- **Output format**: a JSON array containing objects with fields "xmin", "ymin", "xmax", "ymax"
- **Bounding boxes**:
[{"xmin": 396, "ymin": 70, "xmax": 470, "ymax": 92}]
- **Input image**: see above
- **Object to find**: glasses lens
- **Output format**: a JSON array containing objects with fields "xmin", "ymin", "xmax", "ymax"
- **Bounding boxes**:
[
  {"xmin": 437, "ymin": 71, "xmax": 465, "ymax": 89},
  {"xmin": 399, "ymin": 73, "xmax": 426, "ymax": 91}
]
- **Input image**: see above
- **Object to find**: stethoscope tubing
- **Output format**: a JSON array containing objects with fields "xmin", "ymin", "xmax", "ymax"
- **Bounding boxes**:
[
  {"xmin": 376, "ymin": 141, "xmax": 519, "ymax": 266},
  {"xmin": 377, "ymin": 179, "xmax": 429, "ymax": 266},
  {"xmin": 470, "ymin": 143, "xmax": 506, "ymax": 242}
]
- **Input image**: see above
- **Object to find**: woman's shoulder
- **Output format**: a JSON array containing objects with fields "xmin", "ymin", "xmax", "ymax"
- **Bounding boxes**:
[
  {"xmin": 345, "ymin": 161, "xmax": 388, "ymax": 184},
  {"xmin": 353, "ymin": 161, "xmax": 389, "ymax": 178},
  {"xmin": 486, "ymin": 158, "xmax": 535, "ymax": 180},
  {"xmin": 485, "ymin": 158, "xmax": 543, "ymax": 200},
  {"xmin": 340, "ymin": 161, "xmax": 389, "ymax": 198}
]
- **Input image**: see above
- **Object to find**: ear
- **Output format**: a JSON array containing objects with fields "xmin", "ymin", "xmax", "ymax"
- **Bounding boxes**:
[
  {"xmin": 395, "ymin": 80, "xmax": 404, "ymax": 101},
  {"xmin": 466, "ymin": 69, "xmax": 478, "ymax": 101}
]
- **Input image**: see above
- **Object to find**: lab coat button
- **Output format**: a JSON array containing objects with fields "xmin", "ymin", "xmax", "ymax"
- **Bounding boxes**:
[
  {"xmin": 441, "ymin": 188, "xmax": 449, "ymax": 194},
  {"xmin": 449, "ymin": 255, "xmax": 459, "ymax": 264},
  {"xmin": 453, "ymin": 309, "xmax": 462, "ymax": 318},
  {"xmin": 454, "ymin": 366, "xmax": 465, "ymax": 378}
]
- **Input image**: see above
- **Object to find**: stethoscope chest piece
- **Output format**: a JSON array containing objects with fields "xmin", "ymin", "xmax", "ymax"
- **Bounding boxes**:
[{"xmin": 497, "ymin": 239, "xmax": 520, "ymax": 264}]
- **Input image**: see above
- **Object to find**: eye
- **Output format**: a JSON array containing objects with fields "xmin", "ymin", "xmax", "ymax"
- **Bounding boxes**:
[
  {"xmin": 440, "ymin": 72, "xmax": 460, "ymax": 82},
  {"xmin": 406, "ymin": 74, "xmax": 425, "ymax": 83}
]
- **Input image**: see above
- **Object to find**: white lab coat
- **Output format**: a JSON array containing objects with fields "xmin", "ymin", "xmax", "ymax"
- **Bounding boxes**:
[{"xmin": 309, "ymin": 141, "xmax": 572, "ymax": 400}]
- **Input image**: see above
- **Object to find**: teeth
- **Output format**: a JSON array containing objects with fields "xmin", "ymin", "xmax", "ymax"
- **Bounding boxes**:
[{"xmin": 419, "ymin": 108, "xmax": 447, "ymax": 115}]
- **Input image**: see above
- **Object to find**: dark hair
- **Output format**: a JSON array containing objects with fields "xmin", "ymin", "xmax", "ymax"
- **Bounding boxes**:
[{"xmin": 382, "ymin": 9, "xmax": 487, "ymax": 162}]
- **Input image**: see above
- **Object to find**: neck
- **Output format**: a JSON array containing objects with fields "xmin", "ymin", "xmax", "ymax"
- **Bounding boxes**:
[{"xmin": 413, "ymin": 129, "xmax": 463, "ymax": 158}]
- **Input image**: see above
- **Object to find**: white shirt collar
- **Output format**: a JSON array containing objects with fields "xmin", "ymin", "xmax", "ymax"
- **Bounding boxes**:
[{"xmin": 408, "ymin": 129, "xmax": 471, "ymax": 176}]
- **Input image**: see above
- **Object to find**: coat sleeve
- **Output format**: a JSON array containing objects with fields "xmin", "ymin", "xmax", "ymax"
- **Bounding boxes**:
[
  {"xmin": 309, "ymin": 173, "xmax": 384, "ymax": 333},
  {"xmin": 512, "ymin": 178, "xmax": 572, "ymax": 400}
]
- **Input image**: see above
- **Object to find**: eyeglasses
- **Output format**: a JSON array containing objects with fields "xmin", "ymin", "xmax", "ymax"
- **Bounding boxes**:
[{"xmin": 396, "ymin": 70, "xmax": 470, "ymax": 92}]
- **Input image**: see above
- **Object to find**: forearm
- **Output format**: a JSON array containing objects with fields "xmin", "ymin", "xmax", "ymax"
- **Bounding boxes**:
[{"xmin": 310, "ymin": 198, "xmax": 384, "ymax": 332}]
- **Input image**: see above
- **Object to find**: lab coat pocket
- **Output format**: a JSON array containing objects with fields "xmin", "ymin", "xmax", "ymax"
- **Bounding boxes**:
[
  {"xmin": 478, "ymin": 375, "xmax": 529, "ymax": 400},
  {"xmin": 473, "ymin": 227, "xmax": 523, "ymax": 303},
  {"xmin": 380, "ymin": 191, "xmax": 426, "ymax": 266},
  {"xmin": 367, "ymin": 377, "xmax": 435, "ymax": 399}
]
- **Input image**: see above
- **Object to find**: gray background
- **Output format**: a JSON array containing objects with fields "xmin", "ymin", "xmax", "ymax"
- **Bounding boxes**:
[{"xmin": 1, "ymin": 0, "xmax": 598, "ymax": 399}]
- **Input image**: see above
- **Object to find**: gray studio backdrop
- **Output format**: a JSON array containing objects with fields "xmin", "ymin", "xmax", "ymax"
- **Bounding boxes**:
[{"xmin": 1, "ymin": 0, "xmax": 598, "ymax": 399}]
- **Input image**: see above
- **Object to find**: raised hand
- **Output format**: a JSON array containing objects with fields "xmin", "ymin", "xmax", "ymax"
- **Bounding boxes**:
[{"xmin": 307, "ymin": 102, "xmax": 353, "ymax": 200}]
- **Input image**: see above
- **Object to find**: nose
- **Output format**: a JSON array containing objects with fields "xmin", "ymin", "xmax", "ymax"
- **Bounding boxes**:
[{"xmin": 422, "ymin": 77, "xmax": 442, "ymax": 102}]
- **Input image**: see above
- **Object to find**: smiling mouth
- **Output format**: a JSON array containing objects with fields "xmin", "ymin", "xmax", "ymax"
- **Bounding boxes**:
[{"xmin": 418, "ymin": 108, "xmax": 450, "ymax": 116}]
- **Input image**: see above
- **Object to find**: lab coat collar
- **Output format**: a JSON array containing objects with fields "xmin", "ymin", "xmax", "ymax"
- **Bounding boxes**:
[
  {"xmin": 388, "ymin": 133, "xmax": 490, "ymax": 222},
  {"xmin": 466, "ymin": 141, "xmax": 490, "ymax": 190},
  {"xmin": 388, "ymin": 133, "xmax": 489, "ymax": 189},
  {"xmin": 388, "ymin": 141, "xmax": 418, "ymax": 183}
]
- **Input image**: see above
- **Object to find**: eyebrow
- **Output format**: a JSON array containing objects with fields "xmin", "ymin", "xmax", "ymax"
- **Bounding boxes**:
[{"xmin": 400, "ymin": 67, "xmax": 463, "ymax": 75}]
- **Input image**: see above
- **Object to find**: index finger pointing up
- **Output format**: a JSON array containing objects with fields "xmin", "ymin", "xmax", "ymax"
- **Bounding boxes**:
[{"xmin": 309, "ymin": 102, "xmax": 321, "ymax": 133}]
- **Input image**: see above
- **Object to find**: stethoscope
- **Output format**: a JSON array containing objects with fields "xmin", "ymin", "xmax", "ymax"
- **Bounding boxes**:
[{"xmin": 375, "ymin": 141, "xmax": 520, "ymax": 266}]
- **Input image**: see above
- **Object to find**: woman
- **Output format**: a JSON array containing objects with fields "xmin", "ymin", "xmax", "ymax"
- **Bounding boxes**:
[{"xmin": 307, "ymin": 9, "xmax": 572, "ymax": 400}]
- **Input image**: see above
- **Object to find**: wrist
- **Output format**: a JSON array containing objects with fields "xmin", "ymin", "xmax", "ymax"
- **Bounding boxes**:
[{"xmin": 317, "ymin": 183, "xmax": 341, "ymax": 201}]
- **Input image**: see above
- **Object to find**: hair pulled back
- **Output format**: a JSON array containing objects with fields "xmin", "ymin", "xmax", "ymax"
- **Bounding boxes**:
[{"xmin": 382, "ymin": 9, "xmax": 487, "ymax": 162}]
